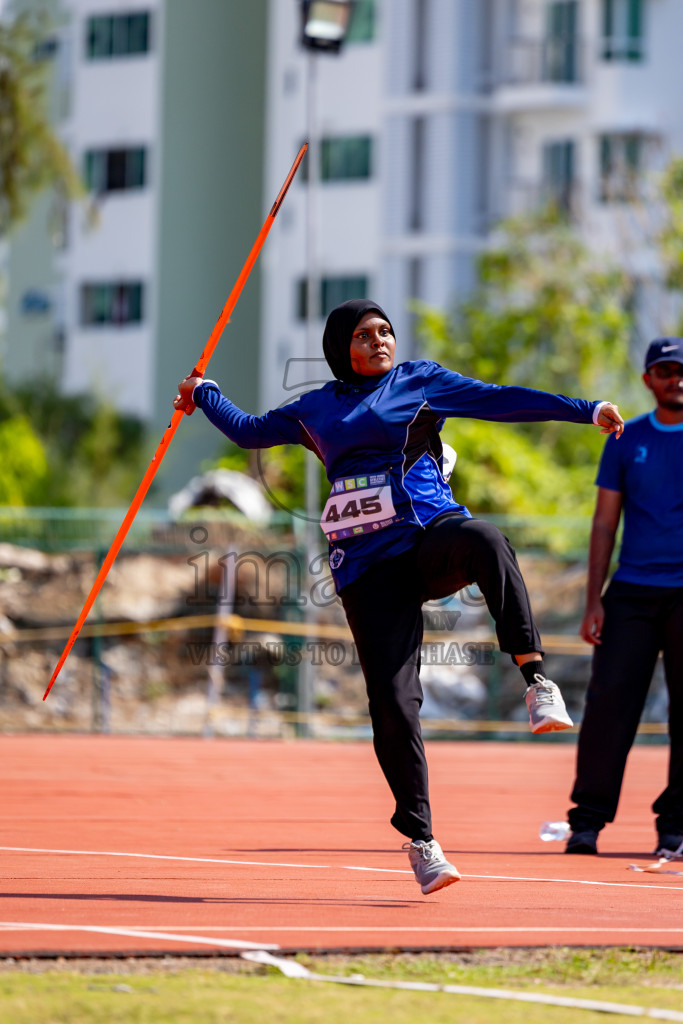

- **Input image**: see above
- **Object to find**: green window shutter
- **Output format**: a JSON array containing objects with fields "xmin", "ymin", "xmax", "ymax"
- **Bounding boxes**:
[
  {"xmin": 296, "ymin": 280, "xmax": 308, "ymax": 320},
  {"xmin": 347, "ymin": 0, "xmax": 375, "ymax": 43},
  {"xmin": 126, "ymin": 149, "xmax": 146, "ymax": 189},
  {"xmin": 321, "ymin": 276, "xmax": 368, "ymax": 316},
  {"xmin": 603, "ymin": 0, "xmax": 614, "ymax": 37},
  {"xmin": 599, "ymin": 135, "xmax": 611, "ymax": 201},
  {"xmin": 86, "ymin": 16, "xmax": 113, "ymax": 59},
  {"xmin": 625, "ymin": 134, "xmax": 640, "ymax": 170},
  {"xmin": 628, "ymin": 0, "xmax": 642, "ymax": 59},
  {"xmin": 629, "ymin": 0, "xmax": 642, "ymax": 38},
  {"xmin": 127, "ymin": 14, "xmax": 150, "ymax": 54},
  {"xmin": 542, "ymin": 140, "xmax": 575, "ymax": 214},
  {"xmin": 84, "ymin": 150, "xmax": 106, "ymax": 192},
  {"xmin": 84, "ymin": 151, "xmax": 94, "ymax": 191},
  {"xmin": 86, "ymin": 12, "xmax": 150, "ymax": 59},
  {"xmin": 321, "ymin": 137, "xmax": 372, "ymax": 181},
  {"xmin": 125, "ymin": 284, "xmax": 143, "ymax": 324},
  {"xmin": 545, "ymin": 2, "xmax": 577, "ymax": 83}
]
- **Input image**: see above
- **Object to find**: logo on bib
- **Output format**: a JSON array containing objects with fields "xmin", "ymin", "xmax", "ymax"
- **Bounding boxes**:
[{"xmin": 329, "ymin": 547, "xmax": 346, "ymax": 570}]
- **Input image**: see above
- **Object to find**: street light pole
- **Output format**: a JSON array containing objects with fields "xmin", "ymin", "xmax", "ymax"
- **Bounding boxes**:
[
  {"xmin": 300, "ymin": 49, "xmax": 320, "ymax": 733},
  {"xmin": 297, "ymin": 0, "xmax": 355, "ymax": 735}
]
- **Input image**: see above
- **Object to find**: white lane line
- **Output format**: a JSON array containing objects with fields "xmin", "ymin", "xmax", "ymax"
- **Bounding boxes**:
[
  {"xmin": 0, "ymin": 922, "xmax": 277, "ymax": 950},
  {"xmin": 466, "ymin": 872, "xmax": 683, "ymax": 891},
  {"xmin": 0, "ymin": 846, "xmax": 337, "ymax": 871},
  {"xmin": 2, "ymin": 845, "xmax": 683, "ymax": 893},
  {"xmin": 246, "ymin": 951, "xmax": 683, "ymax": 1022}
]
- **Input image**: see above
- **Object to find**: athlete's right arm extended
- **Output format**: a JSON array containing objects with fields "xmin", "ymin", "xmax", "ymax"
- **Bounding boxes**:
[{"xmin": 175, "ymin": 377, "xmax": 306, "ymax": 449}]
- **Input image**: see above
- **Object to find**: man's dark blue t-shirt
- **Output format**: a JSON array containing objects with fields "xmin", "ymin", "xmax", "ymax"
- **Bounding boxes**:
[{"xmin": 596, "ymin": 411, "xmax": 683, "ymax": 587}]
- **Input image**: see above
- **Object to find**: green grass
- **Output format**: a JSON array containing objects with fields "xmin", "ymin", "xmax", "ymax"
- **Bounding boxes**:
[{"xmin": 1, "ymin": 948, "xmax": 682, "ymax": 1024}]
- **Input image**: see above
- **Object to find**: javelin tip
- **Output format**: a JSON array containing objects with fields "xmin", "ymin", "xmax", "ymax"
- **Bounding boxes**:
[{"xmin": 270, "ymin": 143, "xmax": 309, "ymax": 217}]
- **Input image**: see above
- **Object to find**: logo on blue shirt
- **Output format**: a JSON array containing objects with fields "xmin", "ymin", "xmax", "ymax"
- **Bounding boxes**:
[
  {"xmin": 329, "ymin": 547, "xmax": 345, "ymax": 570},
  {"xmin": 634, "ymin": 445, "xmax": 648, "ymax": 464}
]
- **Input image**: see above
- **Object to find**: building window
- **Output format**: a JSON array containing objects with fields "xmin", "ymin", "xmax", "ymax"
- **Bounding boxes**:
[
  {"xmin": 599, "ymin": 133, "xmax": 642, "ymax": 202},
  {"xmin": 347, "ymin": 0, "xmax": 375, "ymax": 43},
  {"xmin": 602, "ymin": 0, "xmax": 643, "ymax": 61},
  {"xmin": 20, "ymin": 290, "xmax": 53, "ymax": 316},
  {"xmin": 84, "ymin": 147, "xmax": 147, "ymax": 193},
  {"xmin": 412, "ymin": 0, "xmax": 428, "ymax": 91},
  {"xmin": 81, "ymin": 282, "xmax": 144, "ymax": 326},
  {"xmin": 542, "ymin": 139, "xmax": 575, "ymax": 215},
  {"xmin": 86, "ymin": 12, "xmax": 150, "ymax": 59},
  {"xmin": 544, "ymin": 0, "xmax": 579, "ymax": 83},
  {"xmin": 297, "ymin": 276, "xmax": 368, "ymax": 320},
  {"xmin": 321, "ymin": 137, "xmax": 372, "ymax": 181},
  {"xmin": 410, "ymin": 117, "xmax": 426, "ymax": 231}
]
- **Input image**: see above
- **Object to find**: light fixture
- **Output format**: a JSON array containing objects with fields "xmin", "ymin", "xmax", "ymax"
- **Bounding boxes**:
[{"xmin": 300, "ymin": 0, "xmax": 355, "ymax": 54}]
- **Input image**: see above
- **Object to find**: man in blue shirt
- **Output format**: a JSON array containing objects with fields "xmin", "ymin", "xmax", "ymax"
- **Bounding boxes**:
[{"xmin": 567, "ymin": 338, "xmax": 683, "ymax": 857}]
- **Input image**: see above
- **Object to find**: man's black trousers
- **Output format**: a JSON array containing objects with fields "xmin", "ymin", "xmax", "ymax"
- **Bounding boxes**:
[
  {"xmin": 340, "ymin": 513, "xmax": 542, "ymax": 840},
  {"xmin": 569, "ymin": 579, "xmax": 683, "ymax": 835}
]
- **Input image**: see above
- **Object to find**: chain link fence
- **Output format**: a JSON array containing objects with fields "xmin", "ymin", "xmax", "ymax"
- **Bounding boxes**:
[{"xmin": 0, "ymin": 507, "xmax": 667, "ymax": 741}]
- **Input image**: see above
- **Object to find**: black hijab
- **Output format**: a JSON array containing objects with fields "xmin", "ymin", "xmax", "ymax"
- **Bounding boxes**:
[{"xmin": 322, "ymin": 298, "xmax": 394, "ymax": 384}]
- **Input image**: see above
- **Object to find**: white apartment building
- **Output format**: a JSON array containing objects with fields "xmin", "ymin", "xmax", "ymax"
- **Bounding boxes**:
[
  {"xmin": 261, "ymin": 0, "xmax": 683, "ymax": 410},
  {"xmin": 5, "ymin": 0, "xmax": 682, "ymax": 453},
  {"xmin": 6, "ymin": 0, "xmax": 164, "ymax": 413},
  {"xmin": 59, "ymin": 2, "xmax": 159, "ymax": 416},
  {"xmin": 4, "ymin": 0, "xmax": 268, "ymax": 496}
]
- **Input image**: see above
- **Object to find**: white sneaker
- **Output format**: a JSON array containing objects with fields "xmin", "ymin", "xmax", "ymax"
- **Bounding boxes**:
[
  {"xmin": 403, "ymin": 839, "xmax": 461, "ymax": 894},
  {"xmin": 525, "ymin": 675, "xmax": 573, "ymax": 733}
]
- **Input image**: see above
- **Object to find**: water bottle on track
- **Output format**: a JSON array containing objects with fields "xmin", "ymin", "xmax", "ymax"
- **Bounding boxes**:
[{"xmin": 539, "ymin": 821, "xmax": 570, "ymax": 842}]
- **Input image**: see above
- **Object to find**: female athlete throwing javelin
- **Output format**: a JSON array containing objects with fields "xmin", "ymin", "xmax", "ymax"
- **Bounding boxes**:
[{"xmin": 174, "ymin": 298, "xmax": 623, "ymax": 894}]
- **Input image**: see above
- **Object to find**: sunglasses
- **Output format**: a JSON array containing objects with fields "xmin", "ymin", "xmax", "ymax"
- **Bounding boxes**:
[{"xmin": 647, "ymin": 363, "xmax": 683, "ymax": 379}]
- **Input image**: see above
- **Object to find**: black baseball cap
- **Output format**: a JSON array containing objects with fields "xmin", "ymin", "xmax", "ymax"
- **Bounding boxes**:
[{"xmin": 644, "ymin": 337, "xmax": 683, "ymax": 370}]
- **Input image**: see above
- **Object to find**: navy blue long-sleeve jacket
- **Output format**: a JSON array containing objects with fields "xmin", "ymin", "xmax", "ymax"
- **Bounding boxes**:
[{"xmin": 194, "ymin": 360, "xmax": 601, "ymax": 591}]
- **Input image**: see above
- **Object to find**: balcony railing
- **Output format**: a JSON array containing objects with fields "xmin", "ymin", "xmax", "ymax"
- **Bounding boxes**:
[
  {"xmin": 497, "ymin": 36, "xmax": 585, "ymax": 88},
  {"xmin": 504, "ymin": 178, "xmax": 582, "ymax": 221}
]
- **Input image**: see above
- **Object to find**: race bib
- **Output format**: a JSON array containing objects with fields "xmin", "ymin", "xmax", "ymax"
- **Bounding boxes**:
[{"xmin": 321, "ymin": 473, "xmax": 400, "ymax": 540}]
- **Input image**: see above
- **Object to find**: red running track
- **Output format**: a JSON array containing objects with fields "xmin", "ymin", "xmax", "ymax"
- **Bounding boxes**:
[{"xmin": 1, "ymin": 736, "xmax": 682, "ymax": 956}]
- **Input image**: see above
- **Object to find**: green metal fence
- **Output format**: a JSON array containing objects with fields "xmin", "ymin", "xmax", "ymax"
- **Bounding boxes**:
[{"xmin": 0, "ymin": 506, "xmax": 595, "ymax": 557}]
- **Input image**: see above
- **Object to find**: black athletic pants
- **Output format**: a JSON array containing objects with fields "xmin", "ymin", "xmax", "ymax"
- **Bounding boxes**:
[
  {"xmin": 340, "ymin": 513, "xmax": 543, "ymax": 840},
  {"xmin": 568, "ymin": 580, "xmax": 683, "ymax": 836}
]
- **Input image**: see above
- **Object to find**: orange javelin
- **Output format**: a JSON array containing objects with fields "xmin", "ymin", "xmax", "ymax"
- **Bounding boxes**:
[{"xmin": 43, "ymin": 143, "xmax": 308, "ymax": 701}]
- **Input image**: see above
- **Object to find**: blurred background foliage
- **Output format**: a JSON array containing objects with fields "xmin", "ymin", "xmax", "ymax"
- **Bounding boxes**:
[
  {"xmin": 0, "ymin": 10, "xmax": 82, "ymax": 234},
  {"xmin": 0, "ymin": 11, "xmax": 145, "ymax": 507},
  {"xmin": 414, "ymin": 209, "xmax": 647, "ymax": 525},
  {"xmin": 659, "ymin": 158, "xmax": 683, "ymax": 294},
  {"xmin": 213, "ymin": 442, "xmax": 329, "ymax": 515},
  {"xmin": 209, "ymin": 207, "xmax": 657, "ymax": 541},
  {"xmin": 0, "ymin": 377, "xmax": 146, "ymax": 506},
  {"xmin": 1, "ymin": 2, "xmax": 682, "ymax": 533}
]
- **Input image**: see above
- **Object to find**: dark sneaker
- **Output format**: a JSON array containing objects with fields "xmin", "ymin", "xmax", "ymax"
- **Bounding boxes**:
[
  {"xmin": 565, "ymin": 828, "xmax": 599, "ymax": 855},
  {"xmin": 403, "ymin": 839, "xmax": 461, "ymax": 894},
  {"xmin": 525, "ymin": 675, "xmax": 573, "ymax": 733},
  {"xmin": 653, "ymin": 833, "xmax": 683, "ymax": 858}
]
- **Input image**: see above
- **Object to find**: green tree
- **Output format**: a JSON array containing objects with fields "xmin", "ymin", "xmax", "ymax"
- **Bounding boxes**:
[
  {"xmin": 659, "ymin": 157, "xmax": 683, "ymax": 301},
  {"xmin": 0, "ymin": 414, "xmax": 49, "ymax": 503},
  {"xmin": 208, "ymin": 216, "xmax": 639, "ymax": 543},
  {"xmin": 0, "ymin": 375, "xmax": 146, "ymax": 506},
  {"xmin": 0, "ymin": 13, "xmax": 142, "ymax": 508},
  {"xmin": 416, "ymin": 210, "xmax": 642, "ymax": 529},
  {"xmin": 0, "ymin": 8, "xmax": 81, "ymax": 234},
  {"xmin": 213, "ymin": 442, "xmax": 329, "ymax": 516},
  {"xmin": 205, "ymin": 169, "xmax": 683, "ymax": 545}
]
